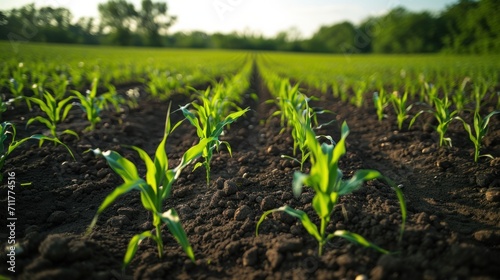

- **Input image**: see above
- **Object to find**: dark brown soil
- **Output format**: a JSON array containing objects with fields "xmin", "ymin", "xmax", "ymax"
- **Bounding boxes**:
[{"xmin": 1, "ymin": 65, "xmax": 500, "ymax": 280}]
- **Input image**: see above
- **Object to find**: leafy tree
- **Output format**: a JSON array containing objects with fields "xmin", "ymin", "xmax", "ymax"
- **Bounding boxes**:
[
  {"xmin": 306, "ymin": 22, "xmax": 357, "ymax": 53},
  {"xmin": 138, "ymin": 0, "xmax": 176, "ymax": 46},
  {"xmin": 371, "ymin": 7, "xmax": 444, "ymax": 53},
  {"xmin": 98, "ymin": 0, "xmax": 137, "ymax": 45},
  {"xmin": 442, "ymin": 0, "xmax": 500, "ymax": 53}
]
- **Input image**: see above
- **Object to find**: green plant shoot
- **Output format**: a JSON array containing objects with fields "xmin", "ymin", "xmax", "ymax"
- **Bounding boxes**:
[
  {"xmin": 256, "ymin": 121, "xmax": 406, "ymax": 256},
  {"xmin": 180, "ymin": 87, "xmax": 249, "ymax": 186},
  {"xmin": 373, "ymin": 90, "xmax": 389, "ymax": 121},
  {"xmin": 87, "ymin": 106, "xmax": 212, "ymax": 269},
  {"xmin": 458, "ymin": 110, "xmax": 500, "ymax": 162},
  {"xmin": 390, "ymin": 90, "xmax": 413, "ymax": 130},
  {"xmin": 26, "ymin": 91, "xmax": 78, "ymax": 139},
  {"xmin": 72, "ymin": 78, "xmax": 106, "ymax": 131},
  {"xmin": 409, "ymin": 96, "xmax": 458, "ymax": 147}
]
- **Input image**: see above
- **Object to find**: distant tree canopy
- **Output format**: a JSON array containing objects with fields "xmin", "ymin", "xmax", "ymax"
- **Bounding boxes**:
[{"xmin": 0, "ymin": 0, "xmax": 498, "ymax": 53}]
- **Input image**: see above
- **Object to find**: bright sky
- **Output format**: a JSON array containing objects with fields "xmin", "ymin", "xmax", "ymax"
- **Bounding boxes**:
[{"xmin": 0, "ymin": 0, "xmax": 457, "ymax": 38}]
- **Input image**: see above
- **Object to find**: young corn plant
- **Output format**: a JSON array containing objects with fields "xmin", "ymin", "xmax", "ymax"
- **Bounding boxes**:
[
  {"xmin": 7, "ymin": 63, "xmax": 26, "ymax": 105},
  {"xmin": 457, "ymin": 110, "xmax": 500, "ymax": 162},
  {"xmin": 390, "ymin": 90, "xmax": 413, "ymax": 130},
  {"xmin": 71, "ymin": 78, "xmax": 104, "ymax": 131},
  {"xmin": 180, "ymin": 87, "xmax": 249, "ymax": 186},
  {"xmin": 409, "ymin": 96, "xmax": 458, "ymax": 147},
  {"xmin": 87, "ymin": 106, "xmax": 212, "ymax": 269},
  {"xmin": 26, "ymin": 91, "xmax": 78, "ymax": 139},
  {"xmin": 1, "ymin": 121, "xmax": 74, "ymax": 181},
  {"xmin": 281, "ymin": 95, "xmax": 333, "ymax": 171},
  {"xmin": 373, "ymin": 89, "xmax": 390, "ymax": 121},
  {"xmin": 256, "ymin": 121, "xmax": 406, "ymax": 256},
  {"xmin": 351, "ymin": 80, "xmax": 368, "ymax": 108}
]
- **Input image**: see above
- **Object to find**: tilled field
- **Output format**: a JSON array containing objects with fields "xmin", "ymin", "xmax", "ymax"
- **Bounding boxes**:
[{"xmin": 1, "ymin": 68, "xmax": 500, "ymax": 280}]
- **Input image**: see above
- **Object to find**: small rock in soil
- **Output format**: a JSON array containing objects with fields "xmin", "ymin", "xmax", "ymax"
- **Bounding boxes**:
[
  {"xmin": 370, "ymin": 266, "xmax": 385, "ymax": 280},
  {"xmin": 355, "ymin": 275, "xmax": 369, "ymax": 280},
  {"xmin": 214, "ymin": 177, "xmax": 224, "ymax": 189},
  {"xmin": 234, "ymin": 205, "xmax": 252, "ymax": 221},
  {"xmin": 223, "ymin": 209, "xmax": 236, "ymax": 219},
  {"xmin": 106, "ymin": 215, "xmax": 131, "ymax": 227},
  {"xmin": 421, "ymin": 147, "xmax": 434, "ymax": 154},
  {"xmin": 224, "ymin": 180, "xmax": 238, "ymax": 196},
  {"xmin": 225, "ymin": 241, "xmax": 242, "ymax": 255},
  {"xmin": 473, "ymin": 230, "xmax": 500, "ymax": 245},
  {"xmin": 47, "ymin": 211, "xmax": 68, "ymax": 225},
  {"xmin": 267, "ymin": 145, "xmax": 279, "ymax": 155},
  {"xmin": 39, "ymin": 234, "xmax": 70, "ymax": 262},
  {"xmin": 272, "ymin": 211, "xmax": 295, "ymax": 225},
  {"xmin": 266, "ymin": 249, "xmax": 283, "ymax": 270},
  {"xmin": 260, "ymin": 196, "xmax": 276, "ymax": 211},
  {"xmin": 485, "ymin": 188, "xmax": 500, "ymax": 202},
  {"xmin": 336, "ymin": 254, "xmax": 353, "ymax": 268},
  {"xmin": 242, "ymin": 247, "xmax": 259, "ymax": 266},
  {"xmin": 436, "ymin": 160, "xmax": 451, "ymax": 171},
  {"xmin": 476, "ymin": 173, "xmax": 495, "ymax": 188}
]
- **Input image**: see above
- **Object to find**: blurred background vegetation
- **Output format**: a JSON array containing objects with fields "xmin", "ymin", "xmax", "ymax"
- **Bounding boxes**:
[{"xmin": 0, "ymin": 0, "xmax": 498, "ymax": 54}]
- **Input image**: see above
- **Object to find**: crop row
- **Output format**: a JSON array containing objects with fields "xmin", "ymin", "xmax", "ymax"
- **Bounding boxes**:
[{"xmin": 258, "ymin": 53, "xmax": 500, "ymax": 162}]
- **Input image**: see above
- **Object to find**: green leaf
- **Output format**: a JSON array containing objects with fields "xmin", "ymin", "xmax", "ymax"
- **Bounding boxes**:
[
  {"xmin": 123, "ymin": 231, "xmax": 158, "ymax": 269},
  {"xmin": 312, "ymin": 192, "xmax": 331, "ymax": 219},
  {"xmin": 256, "ymin": 206, "xmax": 321, "ymax": 241},
  {"xmin": 160, "ymin": 209, "xmax": 195, "ymax": 261},
  {"xmin": 93, "ymin": 149, "xmax": 140, "ymax": 183},
  {"xmin": 96, "ymin": 179, "xmax": 145, "ymax": 215},
  {"xmin": 62, "ymin": 129, "xmax": 79, "ymax": 139},
  {"xmin": 176, "ymin": 137, "xmax": 213, "ymax": 174},
  {"xmin": 27, "ymin": 116, "xmax": 53, "ymax": 130},
  {"xmin": 327, "ymin": 230, "xmax": 389, "ymax": 254},
  {"xmin": 292, "ymin": 171, "xmax": 309, "ymax": 198},
  {"xmin": 339, "ymin": 169, "xmax": 382, "ymax": 195},
  {"xmin": 130, "ymin": 146, "xmax": 157, "ymax": 192}
]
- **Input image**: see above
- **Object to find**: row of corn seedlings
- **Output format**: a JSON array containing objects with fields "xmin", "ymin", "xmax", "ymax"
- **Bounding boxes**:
[
  {"xmin": 257, "ymin": 53, "xmax": 500, "ymax": 163},
  {"xmin": 258, "ymin": 65, "xmax": 407, "ymax": 257},
  {"xmin": 86, "ymin": 59, "xmax": 253, "ymax": 268}
]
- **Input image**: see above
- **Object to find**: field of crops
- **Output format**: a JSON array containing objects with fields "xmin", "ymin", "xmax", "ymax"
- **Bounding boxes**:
[{"xmin": 1, "ymin": 42, "xmax": 499, "ymax": 279}]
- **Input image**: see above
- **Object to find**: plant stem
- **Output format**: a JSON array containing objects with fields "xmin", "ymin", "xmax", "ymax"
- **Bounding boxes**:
[
  {"xmin": 155, "ymin": 223, "xmax": 164, "ymax": 258},
  {"xmin": 318, "ymin": 217, "xmax": 327, "ymax": 256}
]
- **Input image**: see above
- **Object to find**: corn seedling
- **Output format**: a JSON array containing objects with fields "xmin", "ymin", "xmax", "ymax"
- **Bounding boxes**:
[
  {"xmin": 409, "ymin": 96, "xmax": 458, "ymax": 147},
  {"xmin": 1, "ymin": 121, "xmax": 74, "ymax": 181},
  {"xmin": 457, "ymin": 111, "xmax": 500, "ymax": 162},
  {"xmin": 7, "ymin": 63, "xmax": 26, "ymax": 105},
  {"xmin": 88, "ymin": 106, "xmax": 213, "ymax": 269},
  {"xmin": 180, "ymin": 87, "xmax": 249, "ymax": 185},
  {"xmin": 281, "ymin": 93, "xmax": 334, "ymax": 171},
  {"xmin": 72, "ymin": 78, "xmax": 113, "ymax": 131},
  {"xmin": 373, "ymin": 89, "xmax": 390, "ymax": 121},
  {"xmin": 420, "ymin": 82, "xmax": 438, "ymax": 107},
  {"xmin": 257, "ymin": 122, "xmax": 406, "ymax": 256},
  {"xmin": 351, "ymin": 80, "xmax": 368, "ymax": 108},
  {"xmin": 390, "ymin": 90, "xmax": 414, "ymax": 130},
  {"xmin": 452, "ymin": 77, "xmax": 470, "ymax": 113},
  {"xmin": 26, "ymin": 91, "xmax": 78, "ymax": 139}
]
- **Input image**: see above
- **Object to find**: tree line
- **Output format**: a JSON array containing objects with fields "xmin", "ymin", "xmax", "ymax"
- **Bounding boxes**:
[{"xmin": 0, "ymin": 0, "xmax": 498, "ymax": 54}]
